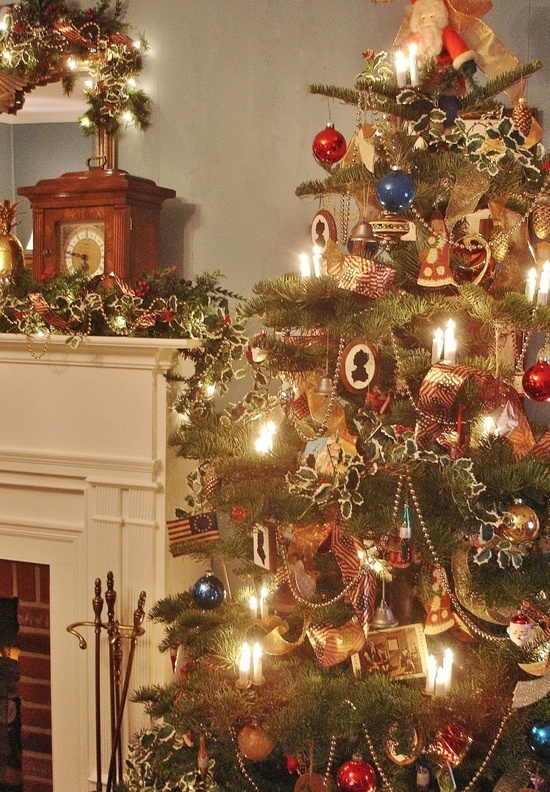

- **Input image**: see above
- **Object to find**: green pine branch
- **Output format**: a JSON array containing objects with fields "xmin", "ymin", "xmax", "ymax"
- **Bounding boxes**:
[{"xmin": 460, "ymin": 60, "xmax": 542, "ymax": 111}]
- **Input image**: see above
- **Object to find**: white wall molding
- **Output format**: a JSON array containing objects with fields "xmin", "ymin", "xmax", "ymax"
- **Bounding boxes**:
[{"xmin": 0, "ymin": 335, "xmax": 197, "ymax": 791}]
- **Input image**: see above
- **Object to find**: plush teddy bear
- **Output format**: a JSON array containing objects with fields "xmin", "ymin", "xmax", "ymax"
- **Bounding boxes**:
[{"xmin": 407, "ymin": 0, "xmax": 477, "ymax": 74}]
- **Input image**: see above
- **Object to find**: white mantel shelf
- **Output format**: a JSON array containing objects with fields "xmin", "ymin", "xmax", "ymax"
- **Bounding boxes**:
[{"xmin": 0, "ymin": 333, "xmax": 200, "ymax": 791}]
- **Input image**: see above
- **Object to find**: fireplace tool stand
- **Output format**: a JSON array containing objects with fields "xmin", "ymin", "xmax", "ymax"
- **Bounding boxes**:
[{"xmin": 67, "ymin": 572, "xmax": 146, "ymax": 792}]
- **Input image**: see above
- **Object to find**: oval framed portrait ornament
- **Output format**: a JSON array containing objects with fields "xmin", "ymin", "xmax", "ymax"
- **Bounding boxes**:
[{"xmin": 340, "ymin": 338, "xmax": 379, "ymax": 393}]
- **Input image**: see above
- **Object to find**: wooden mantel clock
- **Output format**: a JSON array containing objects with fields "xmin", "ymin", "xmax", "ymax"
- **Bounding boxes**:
[{"xmin": 18, "ymin": 168, "xmax": 176, "ymax": 281}]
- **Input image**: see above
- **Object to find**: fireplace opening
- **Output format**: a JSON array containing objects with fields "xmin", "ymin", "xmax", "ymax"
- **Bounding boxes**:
[{"xmin": 0, "ymin": 561, "xmax": 52, "ymax": 792}]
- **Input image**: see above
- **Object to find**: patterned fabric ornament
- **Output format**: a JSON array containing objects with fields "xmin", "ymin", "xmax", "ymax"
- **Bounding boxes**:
[
  {"xmin": 416, "ymin": 363, "xmax": 535, "ymax": 456},
  {"xmin": 417, "ymin": 210, "xmax": 456, "ymax": 288},
  {"xmin": 338, "ymin": 255, "xmax": 395, "ymax": 298},
  {"xmin": 307, "ymin": 616, "xmax": 366, "ymax": 667},
  {"xmin": 332, "ymin": 529, "xmax": 376, "ymax": 631},
  {"xmin": 167, "ymin": 512, "xmax": 220, "ymax": 557}
]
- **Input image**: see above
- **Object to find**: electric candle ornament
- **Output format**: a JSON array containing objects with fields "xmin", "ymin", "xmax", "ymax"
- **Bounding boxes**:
[
  {"xmin": 255, "ymin": 421, "xmax": 276, "ymax": 453},
  {"xmin": 443, "ymin": 319, "xmax": 457, "ymax": 364},
  {"xmin": 424, "ymin": 649, "xmax": 453, "ymax": 696}
]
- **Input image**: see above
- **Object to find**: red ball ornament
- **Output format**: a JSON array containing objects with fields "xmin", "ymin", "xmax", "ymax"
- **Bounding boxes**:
[
  {"xmin": 312, "ymin": 122, "xmax": 347, "ymax": 165},
  {"xmin": 522, "ymin": 360, "xmax": 550, "ymax": 401},
  {"xmin": 337, "ymin": 757, "xmax": 377, "ymax": 792}
]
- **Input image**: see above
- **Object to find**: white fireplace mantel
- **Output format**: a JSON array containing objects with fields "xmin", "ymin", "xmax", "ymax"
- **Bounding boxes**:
[{"xmin": 0, "ymin": 333, "xmax": 200, "ymax": 791}]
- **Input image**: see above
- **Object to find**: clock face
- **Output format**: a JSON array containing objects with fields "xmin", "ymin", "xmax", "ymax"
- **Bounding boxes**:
[{"xmin": 61, "ymin": 223, "xmax": 105, "ymax": 277}]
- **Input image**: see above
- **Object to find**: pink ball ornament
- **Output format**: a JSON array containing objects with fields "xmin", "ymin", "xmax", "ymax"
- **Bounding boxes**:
[
  {"xmin": 522, "ymin": 360, "xmax": 550, "ymax": 402},
  {"xmin": 312, "ymin": 122, "xmax": 347, "ymax": 165},
  {"xmin": 336, "ymin": 757, "xmax": 377, "ymax": 792}
]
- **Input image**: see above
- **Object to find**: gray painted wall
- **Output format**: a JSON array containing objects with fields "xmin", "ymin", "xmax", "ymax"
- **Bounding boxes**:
[{"xmin": 5, "ymin": 1, "xmax": 550, "ymax": 295}]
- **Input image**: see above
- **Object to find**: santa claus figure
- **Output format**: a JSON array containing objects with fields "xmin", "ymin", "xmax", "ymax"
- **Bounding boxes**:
[{"xmin": 407, "ymin": 0, "xmax": 477, "ymax": 74}]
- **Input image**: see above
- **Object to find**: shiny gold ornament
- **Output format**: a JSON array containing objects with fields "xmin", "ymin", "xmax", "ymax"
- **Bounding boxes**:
[
  {"xmin": 532, "ymin": 200, "xmax": 550, "ymax": 240},
  {"xmin": 237, "ymin": 722, "xmax": 275, "ymax": 761},
  {"xmin": 512, "ymin": 97, "xmax": 532, "ymax": 138},
  {"xmin": 370, "ymin": 211, "xmax": 410, "ymax": 247},
  {"xmin": 294, "ymin": 774, "xmax": 327, "ymax": 791},
  {"xmin": 488, "ymin": 227, "xmax": 510, "ymax": 263},
  {"xmin": 0, "ymin": 200, "xmax": 24, "ymax": 282},
  {"xmin": 501, "ymin": 503, "xmax": 540, "ymax": 544}
]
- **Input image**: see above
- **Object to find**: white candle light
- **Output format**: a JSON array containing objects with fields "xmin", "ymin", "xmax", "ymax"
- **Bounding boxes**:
[
  {"xmin": 395, "ymin": 50, "xmax": 407, "ymax": 88},
  {"xmin": 252, "ymin": 642, "xmax": 263, "ymax": 685},
  {"xmin": 435, "ymin": 665, "xmax": 446, "ymax": 697},
  {"xmin": 255, "ymin": 421, "xmax": 276, "ymax": 454},
  {"xmin": 525, "ymin": 267, "xmax": 537, "ymax": 302},
  {"xmin": 443, "ymin": 319, "xmax": 456, "ymax": 364},
  {"xmin": 537, "ymin": 261, "xmax": 550, "ymax": 305},
  {"xmin": 249, "ymin": 594, "xmax": 258, "ymax": 620},
  {"xmin": 425, "ymin": 654, "xmax": 437, "ymax": 695},
  {"xmin": 260, "ymin": 586, "xmax": 269, "ymax": 620},
  {"xmin": 483, "ymin": 416, "xmax": 497, "ymax": 437},
  {"xmin": 299, "ymin": 252, "xmax": 311, "ymax": 278},
  {"xmin": 238, "ymin": 642, "xmax": 251, "ymax": 687},
  {"xmin": 408, "ymin": 42, "xmax": 419, "ymax": 87},
  {"xmin": 312, "ymin": 245, "xmax": 322, "ymax": 277},
  {"xmin": 443, "ymin": 647, "xmax": 453, "ymax": 694},
  {"xmin": 431, "ymin": 327, "xmax": 444, "ymax": 365}
]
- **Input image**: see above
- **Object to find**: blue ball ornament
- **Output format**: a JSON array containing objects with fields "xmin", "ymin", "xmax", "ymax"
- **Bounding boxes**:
[
  {"xmin": 527, "ymin": 721, "xmax": 550, "ymax": 763},
  {"xmin": 192, "ymin": 572, "xmax": 226, "ymax": 610},
  {"xmin": 376, "ymin": 168, "xmax": 416, "ymax": 214}
]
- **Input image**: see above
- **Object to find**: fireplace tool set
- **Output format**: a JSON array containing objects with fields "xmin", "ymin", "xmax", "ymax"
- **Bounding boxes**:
[{"xmin": 67, "ymin": 572, "xmax": 146, "ymax": 792}]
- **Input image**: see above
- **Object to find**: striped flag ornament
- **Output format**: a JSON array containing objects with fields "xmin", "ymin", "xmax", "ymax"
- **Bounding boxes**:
[{"xmin": 167, "ymin": 511, "xmax": 219, "ymax": 557}]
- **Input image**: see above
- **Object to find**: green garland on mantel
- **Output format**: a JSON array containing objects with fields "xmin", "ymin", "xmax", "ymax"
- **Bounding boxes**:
[
  {"xmin": 0, "ymin": 0, "xmax": 150, "ymax": 134},
  {"xmin": 0, "ymin": 265, "xmax": 249, "ymax": 399}
]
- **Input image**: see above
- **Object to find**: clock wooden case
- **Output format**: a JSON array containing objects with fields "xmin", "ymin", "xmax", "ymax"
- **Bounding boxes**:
[{"xmin": 18, "ymin": 168, "xmax": 176, "ymax": 281}]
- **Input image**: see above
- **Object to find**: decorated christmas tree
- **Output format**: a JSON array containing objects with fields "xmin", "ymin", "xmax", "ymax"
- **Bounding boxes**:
[{"xmin": 126, "ymin": 2, "xmax": 550, "ymax": 790}]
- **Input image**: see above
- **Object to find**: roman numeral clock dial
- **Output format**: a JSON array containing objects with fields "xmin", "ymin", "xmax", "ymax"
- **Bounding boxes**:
[{"xmin": 61, "ymin": 223, "xmax": 105, "ymax": 277}]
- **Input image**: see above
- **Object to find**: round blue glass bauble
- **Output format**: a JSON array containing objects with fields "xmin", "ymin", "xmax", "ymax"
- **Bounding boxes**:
[
  {"xmin": 192, "ymin": 573, "xmax": 226, "ymax": 610},
  {"xmin": 376, "ymin": 169, "xmax": 416, "ymax": 213},
  {"xmin": 527, "ymin": 721, "xmax": 550, "ymax": 763}
]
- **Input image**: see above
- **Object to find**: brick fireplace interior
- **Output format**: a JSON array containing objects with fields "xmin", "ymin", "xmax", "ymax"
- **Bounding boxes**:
[{"xmin": 0, "ymin": 560, "xmax": 52, "ymax": 792}]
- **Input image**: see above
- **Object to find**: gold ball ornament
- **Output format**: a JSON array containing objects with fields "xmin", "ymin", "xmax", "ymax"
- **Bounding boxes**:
[
  {"xmin": 501, "ymin": 503, "xmax": 540, "ymax": 544},
  {"xmin": 488, "ymin": 228, "xmax": 510, "ymax": 264},
  {"xmin": 294, "ymin": 773, "xmax": 328, "ymax": 792},
  {"xmin": 237, "ymin": 723, "xmax": 275, "ymax": 761},
  {"xmin": 532, "ymin": 199, "xmax": 550, "ymax": 240}
]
